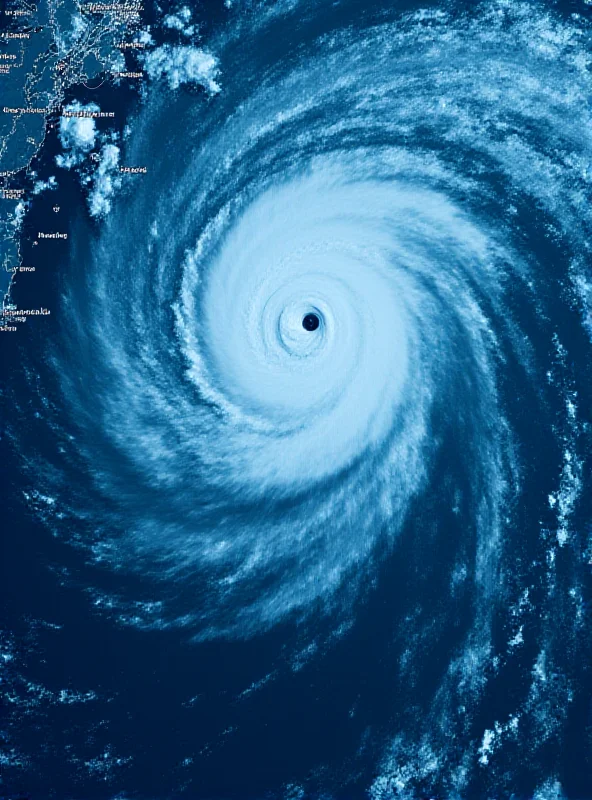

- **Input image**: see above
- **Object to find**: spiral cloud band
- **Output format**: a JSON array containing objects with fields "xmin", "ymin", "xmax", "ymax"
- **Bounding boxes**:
[{"xmin": 9, "ymin": 0, "xmax": 591, "ymax": 795}]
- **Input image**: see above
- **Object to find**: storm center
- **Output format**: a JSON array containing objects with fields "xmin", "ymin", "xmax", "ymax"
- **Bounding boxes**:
[{"xmin": 302, "ymin": 313, "xmax": 320, "ymax": 331}]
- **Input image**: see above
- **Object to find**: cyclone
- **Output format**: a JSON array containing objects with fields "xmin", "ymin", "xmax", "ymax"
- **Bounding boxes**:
[{"xmin": 4, "ymin": 0, "xmax": 592, "ymax": 797}]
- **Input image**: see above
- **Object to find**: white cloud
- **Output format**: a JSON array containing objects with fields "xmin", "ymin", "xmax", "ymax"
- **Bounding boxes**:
[
  {"xmin": 533, "ymin": 779, "xmax": 566, "ymax": 800},
  {"xmin": 142, "ymin": 45, "xmax": 220, "ymax": 93},
  {"xmin": 164, "ymin": 6, "xmax": 196, "ymax": 36},
  {"xmin": 53, "ymin": 103, "xmax": 125, "ymax": 218},
  {"xmin": 164, "ymin": 14, "xmax": 185, "ymax": 31},
  {"xmin": 32, "ymin": 175, "xmax": 58, "ymax": 194},
  {"xmin": 88, "ymin": 144, "xmax": 122, "ymax": 218},
  {"xmin": 137, "ymin": 29, "xmax": 154, "ymax": 45},
  {"xmin": 56, "ymin": 102, "xmax": 100, "ymax": 169},
  {"xmin": 11, "ymin": 200, "xmax": 27, "ymax": 229}
]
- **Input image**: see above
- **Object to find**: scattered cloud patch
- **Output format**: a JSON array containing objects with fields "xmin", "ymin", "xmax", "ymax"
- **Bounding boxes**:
[
  {"xmin": 88, "ymin": 144, "xmax": 122, "ymax": 218},
  {"xmin": 478, "ymin": 715, "xmax": 520, "ymax": 767},
  {"xmin": 55, "ymin": 104, "xmax": 123, "ymax": 218},
  {"xmin": 507, "ymin": 625, "xmax": 524, "ymax": 649},
  {"xmin": 137, "ymin": 29, "xmax": 154, "ymax": 46},
  {"xmin": 107, "ymin": 49, "xmax": 127, "ymax": 73},
  {"xmin": 11, "ymin": 200, "xmax": 27, "ymax": 230},
  {"xmin": 142, "ymin": 45, "xmax": 220, "ymax": 93},
  {"xmin": 164, "ymin": 6, "xmax": 196, "ymax": 36},
  {"xmin": 32, "ymin": 175, "xmax": 57, "ymax": 195},
  {"xmin": 56, "ymin": 102, "xmax": 100, "ymax": 169},
  {"xmin": 533, "ymin": 779, "xmax": 566, "ymax": 800}
]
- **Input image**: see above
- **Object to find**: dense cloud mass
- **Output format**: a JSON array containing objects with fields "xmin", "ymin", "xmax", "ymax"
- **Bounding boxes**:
[{"xmin": 4, "ymin": 1, "xmax": 591, "ymax": 797}]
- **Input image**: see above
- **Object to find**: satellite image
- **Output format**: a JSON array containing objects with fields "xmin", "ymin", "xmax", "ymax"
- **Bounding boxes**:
[{"xmin": 1, "ymin": 0, "xmax": 591, "ymax": 798}]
